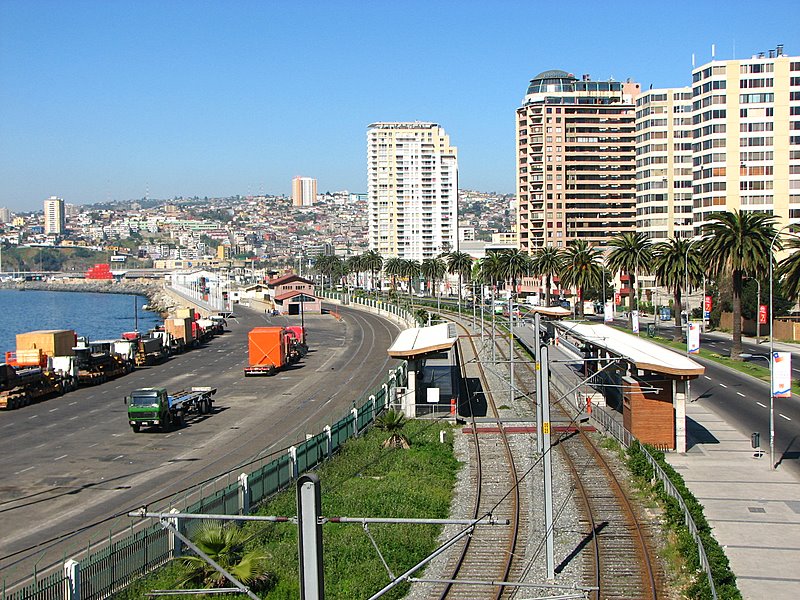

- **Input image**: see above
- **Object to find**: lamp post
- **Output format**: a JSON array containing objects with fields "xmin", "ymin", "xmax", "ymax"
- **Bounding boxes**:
[
  {"xmin": 684, "ymin": 238, "xmax": 702, "ymax": 352},
  {"xmin": 768, "ymin": 224, "xmax": 792, "ymax": 470}
]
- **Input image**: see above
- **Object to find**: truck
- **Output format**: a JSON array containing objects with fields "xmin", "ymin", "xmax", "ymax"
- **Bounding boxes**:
[
  {"xmin": 244, "ymin": 327, "xmax": 290, "ymax": 376},
  {"xmin": 0, "ymin": 364, "xmax": 64, "ymax": 409},
  {"xmin": 73, "ymin": 339, "xmax": 133, "ymax": 385},
  {"xmin": 284, "ymin": 326, "xmax": 308, "ymax": 362},
  {"xmin": 125, "ymin": 386, "xmax": 217, "ymax": 432}
]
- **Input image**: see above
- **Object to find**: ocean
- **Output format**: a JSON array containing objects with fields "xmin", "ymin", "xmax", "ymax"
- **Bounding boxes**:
[{"xmin": 0, "ymin": 289, "xmax": 162, "ymax": 355}]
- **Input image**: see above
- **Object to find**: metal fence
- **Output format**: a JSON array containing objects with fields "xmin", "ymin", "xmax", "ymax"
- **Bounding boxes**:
[{"xmin": 4, "ymin": 361, "xmax": 407, "ymax": 600}]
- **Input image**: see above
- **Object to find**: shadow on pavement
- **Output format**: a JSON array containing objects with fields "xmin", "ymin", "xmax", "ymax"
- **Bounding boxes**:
[{"xmin": 686, "ymin": 415, "xmax": 719, "ymax": 451}]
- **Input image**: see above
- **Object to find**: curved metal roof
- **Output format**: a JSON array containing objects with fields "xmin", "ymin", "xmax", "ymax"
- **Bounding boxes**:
[{"xmin": 532, "ymin": 69, "xmax": 574, "ymax": 80}]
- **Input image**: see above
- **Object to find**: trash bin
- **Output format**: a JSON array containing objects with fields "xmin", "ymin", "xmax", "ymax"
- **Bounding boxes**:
[{"xmin": 647, "ymin": 324, "xmax": 656, "ymax": 338}]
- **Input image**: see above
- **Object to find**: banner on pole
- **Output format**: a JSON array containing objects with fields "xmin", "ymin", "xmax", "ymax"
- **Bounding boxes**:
[
  {"xmin": 614, "ymin": 292, "xmax": 621, "ymax": 305},
  {"xmin": 773, "ymin": 352, "xmax": 792, "ymax": 398},
  {"xmin": 759, "ymin": 304, "xmax": 768, "ymax": 325},
  {"xmin": 632, "ymin": 310, "xmax": 640, "ymax": 334},
  {"xmin": 604, "ymin": 301, "xmax": 614, "ymax": 323},
  {"xmin": 688, "ymin": 322, "xmax": 700, "ymax": 354}
]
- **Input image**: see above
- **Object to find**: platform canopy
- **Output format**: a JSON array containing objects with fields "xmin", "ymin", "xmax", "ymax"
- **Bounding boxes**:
[
  {"xmin": 528, "ymin": 306, "xmax": 572, "ymax": 318},
  {"xmin": 388, "ymin": 322, "xmax": 459, "ymax": 359},
  {"xmin": 557, "ymin": 322, "xmax": 705, "ymax": 378}
]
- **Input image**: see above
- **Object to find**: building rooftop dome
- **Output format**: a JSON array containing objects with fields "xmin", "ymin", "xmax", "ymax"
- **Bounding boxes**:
[{"xmin": 526, "ymin": 69, "xmax": 577, "ymax": 95}]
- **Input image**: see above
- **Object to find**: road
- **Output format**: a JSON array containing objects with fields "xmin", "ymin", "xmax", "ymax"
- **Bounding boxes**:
[{"xmin": 0, "ymin": 303, "xmax": 400, "ymax": 583}]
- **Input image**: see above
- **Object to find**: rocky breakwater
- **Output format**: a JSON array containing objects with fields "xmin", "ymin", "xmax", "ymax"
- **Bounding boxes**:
[{"xmin": 0, "ymin": 278, "xmax": 181, "ymax": 316}]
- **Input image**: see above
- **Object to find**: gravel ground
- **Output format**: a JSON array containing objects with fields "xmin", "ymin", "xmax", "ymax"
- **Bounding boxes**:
[{"xmin": 405, "ymin": 330, "xmax": 586, "ymax": 599}]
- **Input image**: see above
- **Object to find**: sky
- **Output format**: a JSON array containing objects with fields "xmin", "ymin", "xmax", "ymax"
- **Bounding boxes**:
[{"xmin": 0, "ymin": 0, "xmax": 798, "ymax": 211}]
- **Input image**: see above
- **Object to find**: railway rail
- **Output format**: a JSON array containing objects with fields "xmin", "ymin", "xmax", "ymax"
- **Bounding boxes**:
[
  {"xmin": 435, "ymin": 306, "xmax": 663, "ymax": 599},
  {"xmin": 431, "ymin": 321, "xmax": 525, "ymax": 599}
]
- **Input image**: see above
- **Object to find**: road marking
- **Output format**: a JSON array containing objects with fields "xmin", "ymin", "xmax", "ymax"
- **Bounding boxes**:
[
  {"xmin": 719, "ymin": 383, "xmax": 728, "ymax": 388},
  {"xmin": 112, "ymin": 455, "xmax": 124, "ymax": 461},
  {"xmin": 88, "ymin": 442, "xmax": 99, "ymax": 448},
  {"xmin": 15, "ymin": 466, "xmax": 35, "ymax": 474},
  {"xmin": 69, "ymin": 416, "xmax": 80, "ymax": 420},
  {"xmin": 49, "ymin": 408, "xmax": 59, "ymax": 412},
  {"xmin": 69, "ymin": 401, "xmax": 77, "ymax": 406},
  {"xmin": 757, "ymin": 402, "xmax": 767, "ymax": 408},
  {"xmin": 28, "ymin": 415, "xmax": 38, "ymax": 419},
  {"xmin": 54, "ymin": 454, "xmax": 68, "ymax": 461},
  {"xmin": 737, "ymin": 392, "xmax": 746, "ymax": 397},
  {"xmin": 779, "ymin": 414, "xmax": 791, "ymax": 421},
  {"xmin": 704, "ymin": 376, "xmax": 712, "ymax": 380}
]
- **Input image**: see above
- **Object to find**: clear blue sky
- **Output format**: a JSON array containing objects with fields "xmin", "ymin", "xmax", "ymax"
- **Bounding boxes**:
[{"xmin": 1, "ymin": 0, "xmax": 797, "ymax": 211}]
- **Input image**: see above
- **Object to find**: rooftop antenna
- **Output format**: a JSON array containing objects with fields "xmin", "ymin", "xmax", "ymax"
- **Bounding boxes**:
[
  {"xmin": 711, "ymin": 43, "xmax": 716, "ymax": 60},
  {"xmin": 692, "ymin": 53, "xmax": 696, "ymax": 68}
]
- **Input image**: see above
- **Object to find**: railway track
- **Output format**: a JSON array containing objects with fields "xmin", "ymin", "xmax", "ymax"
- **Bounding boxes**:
[
  {"xmin": 436, "ymin": 307, "xmax": 663, "ymax": 599},
  {"xmin": 430, "ymin": 322, "xmax": 526, "ymax": 599}
]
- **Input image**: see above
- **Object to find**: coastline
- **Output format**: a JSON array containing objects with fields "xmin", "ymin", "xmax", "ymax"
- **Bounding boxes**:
[{"xmin": 0, "ymin": 279, "xmax": 177, "ymax": 316}]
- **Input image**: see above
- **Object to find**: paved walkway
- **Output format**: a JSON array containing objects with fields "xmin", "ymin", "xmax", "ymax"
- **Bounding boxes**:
[{"xmin": 667, "ymin": 402, "xmax": 800, "ymax": 600}]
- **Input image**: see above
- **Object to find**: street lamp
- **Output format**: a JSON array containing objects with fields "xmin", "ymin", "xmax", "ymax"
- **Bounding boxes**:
[
  {"xmin": 684, "ymin": 237, "xmax": 702, "ymax": 351},
  {"xmin": 768, "ymin": 224, "xmax": 793, "ymax": 470}
]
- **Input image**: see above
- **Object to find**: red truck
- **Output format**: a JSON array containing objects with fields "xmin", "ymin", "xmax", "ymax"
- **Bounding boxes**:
[{"xmin": 244, "ymin": 327, "xmax": 291, "ymax": 376}]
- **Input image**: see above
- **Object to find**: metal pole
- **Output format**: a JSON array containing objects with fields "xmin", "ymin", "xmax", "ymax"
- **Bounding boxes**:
[
  {"xmin": 534, "ymin": 313, "xmax": 543, "ymax": 452},
  {"xmin": 540, "ymin": 345, "xmax": 555, "ymax": 580},
  {"xmin": 756, "ymin": 279, "xmax": 761, "ymax": 345},
  {"xmin": 509, "ymin": 296, "xmax": 514, "ymax": 407}
]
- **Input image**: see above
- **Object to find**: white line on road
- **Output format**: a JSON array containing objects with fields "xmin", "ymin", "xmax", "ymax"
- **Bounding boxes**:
[
  {"xmin": 69, "ymin": 401, "xmax": 77, "ymax": 406},
  {"xmin": 704, "ymin": 376, "xmax": 712, "ymax": 380},
  {"xmin": 112, "ymin": 455, "xmax": 124, "ymax": 461},
  {"xmin": 737, "ymin": 392, "xmax": 746, "ymax": 397},
  {"xmin": 719, "ymin": 383, "xmax": 728, "ymax": 388},
  {"xmin": 28, "ymin": 414, "xmax": 38, "ymax": 419},
  {"xmin": 757, "ymin": 402, "xmax": 767, "ymax": 408},
  {"xmin": 780, "ymin": 414, "xmax": 791, "ymax": 421},
  {"xmin": 15, "ymin": 466, "xmax": 35, "ymax": 474},
  {"xmin": 49, "ymin": 408, "xmax": 59, "ymax": 412},
  {"xmin": 69, "ymin": 416, "xmax": 80, "ymax": 421},
  {"xmin": 54, "ymin": 454, "xmax": 68, "ymax": 461}
]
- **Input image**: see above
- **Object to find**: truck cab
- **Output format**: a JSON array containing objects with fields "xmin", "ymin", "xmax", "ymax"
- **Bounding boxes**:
[{"xmin": 126, "ymin": 387, "xmax": 169, "ymax": 432}]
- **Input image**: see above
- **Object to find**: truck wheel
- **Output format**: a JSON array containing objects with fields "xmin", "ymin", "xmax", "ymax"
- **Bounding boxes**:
[
  {"xmin": 175, "ymin": 411, "xmax": 185, "ymax": 427},
  {"xmin": 131, "ymin": 424, "xmax": 140, "ymax": 433}
]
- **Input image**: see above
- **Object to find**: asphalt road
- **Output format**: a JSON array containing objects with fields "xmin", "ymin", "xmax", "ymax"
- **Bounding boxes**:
[{"xmin": 0, "ymin": 303, "xmax": 400, "ymax": 582}]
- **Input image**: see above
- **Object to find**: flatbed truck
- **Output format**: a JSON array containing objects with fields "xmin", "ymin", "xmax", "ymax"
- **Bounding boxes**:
[{"xmin": 125, "ymin": 386, "xmax": 216, "ymax": 432}]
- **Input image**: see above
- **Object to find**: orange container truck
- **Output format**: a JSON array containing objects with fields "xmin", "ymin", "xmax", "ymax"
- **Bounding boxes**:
[{"xmin": 244, "ymin": 327, "xmax": 289, "ymax": 376}]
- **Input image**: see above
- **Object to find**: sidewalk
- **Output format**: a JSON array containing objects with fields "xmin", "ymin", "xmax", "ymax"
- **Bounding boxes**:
[{"xmin": 666, "ymin": 401, "xmax": 800, "ymax": 600}]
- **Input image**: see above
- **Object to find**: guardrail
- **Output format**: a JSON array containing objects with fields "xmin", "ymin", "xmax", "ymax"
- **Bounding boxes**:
[
  {"xmin": 3, "ymin": 363, "xmax": 407, "ymax": 600},
  {"xmin": 514, "ymin": 331, "xmax": 718, "ymax": 600}
]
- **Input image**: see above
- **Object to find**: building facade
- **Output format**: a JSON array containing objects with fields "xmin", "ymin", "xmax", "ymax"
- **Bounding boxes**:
[
  {"xmin": 367, "ymin": 122, "xmax": 458, "ymax": 261},
  {"xmin": 43, "ymin": 196, "xmax": 65, "ymax": 235},
  {"xmin": 691, "ymin": 45, "xmax": 800, "ymax": 232},
  {"xmin": 292, "ymin": 177, "xmax": 317, "ymax": 207},
  {"xmin": 516, "ymin": 71, "xmax": 640, "ymax": 254},
  {"xmin": 635, "ymin": 88, "xmax": 694, "ymax": 240}
]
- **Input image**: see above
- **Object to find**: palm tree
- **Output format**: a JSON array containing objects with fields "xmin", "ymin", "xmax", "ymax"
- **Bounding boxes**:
[
  {"xmin": 558, "ymin": 239, "xmax": 603, "ymax": 319},
  {"xmin": 179, "ymin": 522, "xmax": 271, "ymax": 590},
  {"xmin": 606, "ymin": 232, "xmax": 654, "ymax": 326},
  {"xmin": 375, "ymin": 409, "xmax": 410, "ymax": 449},
  {"xmin": 313, "ymin": 254, "xmax": 340, "ymax": 294},
  {"xmin": 652, "ymin": 238, "xmax": 705, "ymax": 337},
  {"xmin": 361, "ymin": 250, "xmax": 383, "ymax": 294},
  {"xmin": 346, "ymin": 254, "xmax": 364, "ymax": 289},
  {"xmin": 401, "ymin": 259, "xmax": 421, "ymax": 303},
  {"xmin": 531, "ymin": 246, "xmax": 562, "ymax": 307},
  {"xmin": 446, "ymin": 251, "xmax": 473, "ymax": 311},
  {"xmin": 702, "ymin": 210, "xmax": 778, "ymax": 359},
  {"xmin": 384, "ymin": 257, "xmax": 404, "ymax": 295},
  {"xmin": 777, "ymin": 236, "xmax": 800, "ymax": 301},
  {"xmin": 498, "ymin": 249, "xmax": 532, "ymax": 302},
  {"xmin": 480, "ymin": 250, "xmax": 506, "ymax": 295},
  {"xmin": 420, "ymin": 257, "xmax": 446, "ymax": 296}
]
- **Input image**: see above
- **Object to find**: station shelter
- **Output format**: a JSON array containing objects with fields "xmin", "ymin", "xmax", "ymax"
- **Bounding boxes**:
[
  {"xmin": 553, "ymin": 322, "xmax": 704, "ymax": 452},
  {"xmin": 387, "ymin": 322, "xmax": 461, "ymax": 418}
]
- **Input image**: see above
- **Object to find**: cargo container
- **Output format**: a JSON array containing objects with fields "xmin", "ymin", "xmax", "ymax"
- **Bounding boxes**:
[
  {"xmin": 165, "ymin": 317, "xmax": 195, "ymax": 347},
  {"xmin": 16, "ymin": 330, "xmax": 76, "ymax": 358},
  {"xmin": 245, "ymin": 327, "xmax": 289, "ymax": 376},
  {"xmin": 175, "ymin": 308, "xmax": 197, "ymax": 320}
]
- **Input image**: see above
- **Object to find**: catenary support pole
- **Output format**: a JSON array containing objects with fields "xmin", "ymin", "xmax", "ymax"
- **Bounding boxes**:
[
  {"xmin": 541, "ymin": 345, "xmax": 555, "ymax": 580},
  {"xmin": 534, "ymin": 313, "xmax": 543, "ymax": 452},
  {"xmin": 297, "ymin": 474, "xmax": 325, "ymax": 600}
]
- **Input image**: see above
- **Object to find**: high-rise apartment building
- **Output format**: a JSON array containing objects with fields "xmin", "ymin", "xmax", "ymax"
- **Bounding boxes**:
[
  {"xmin": 691, "ymin": 45, "xmax": 800, "ymax": 231},
  {"xmin": 43, "ymin": 196, "xmax": 65, "ymax": 235},
  {"xmin": 292, "ymin": 176, "xmax": 317, "ymax": 207},
  {"xmin": 635, "ymin": 88, "xmax": 694, "ymax": 240},
  {"xmin": 0, "ymin": 207, "xmax": 10, "ymax": 223},
  {"xmin": 516, "ymin": 71, "xmax": 640, "ymax": 254},
  {"xmin": 367, "ymin": 122, "xmax": 458, "ymax": 260}
]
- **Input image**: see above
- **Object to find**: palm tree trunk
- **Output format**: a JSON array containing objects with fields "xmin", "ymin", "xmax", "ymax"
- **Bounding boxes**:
[
  {"xmin": 578, "ymin": 286, "xmax": 584, "ymax": 318},
  {"xmin": 673, "ymin": 288, "xmax": 682, "ymax": 341},
  {"xmin": 545, "ymin": 274, "xmax": 551, "ymax": 307},
  {"xmin": 732, "ymin": 270, "xmax": 743, "ymax": 360},
  {"xmin": 628, "ymin": 271, "xmax": 636, "ymax": 327}
]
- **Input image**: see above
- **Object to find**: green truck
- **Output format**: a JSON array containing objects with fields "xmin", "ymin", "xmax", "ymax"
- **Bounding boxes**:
[{"xmin": 125, "ymin": 386, "xmax": 216, "ymax": 432}]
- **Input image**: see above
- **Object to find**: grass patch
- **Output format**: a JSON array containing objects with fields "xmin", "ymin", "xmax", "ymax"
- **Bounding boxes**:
[{"xmin": 117, "ymin": 420, "xmax": 459, "ymax": 599}]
